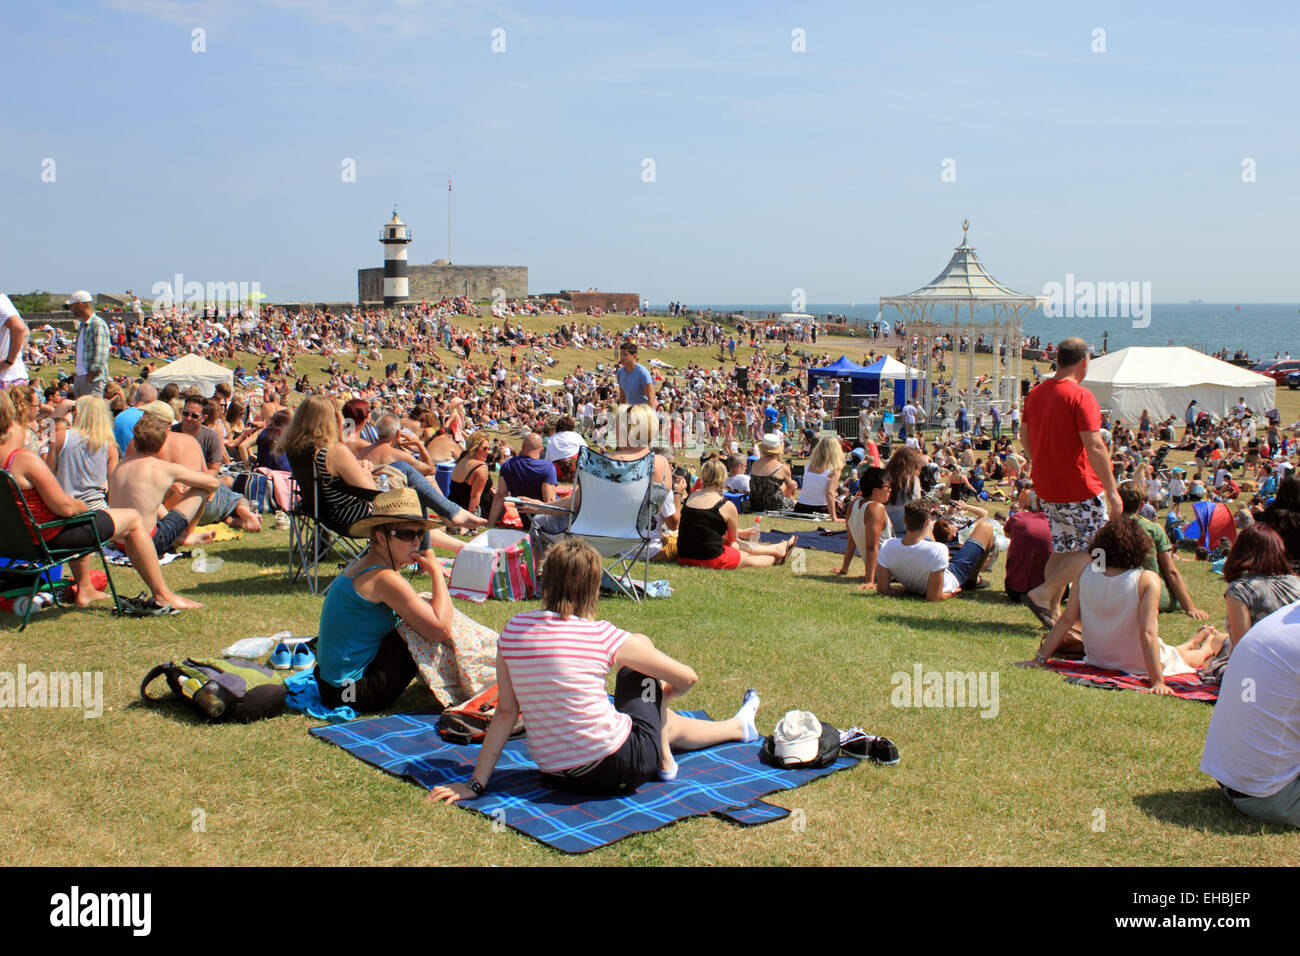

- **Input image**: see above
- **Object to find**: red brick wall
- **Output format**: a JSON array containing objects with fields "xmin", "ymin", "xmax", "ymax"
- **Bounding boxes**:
[{"xmin": 566, "ymin": 292, "xmax": 640, "ymax": 312}]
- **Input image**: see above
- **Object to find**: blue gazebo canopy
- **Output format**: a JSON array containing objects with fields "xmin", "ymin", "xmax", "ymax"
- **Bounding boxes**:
[
  {"xmin": 812, "ymin": 355, "xmax": 864, "ymax": 375},
  {"xmin": 808, "ymin": 355, "xmax": 871, "ymax": 395}
]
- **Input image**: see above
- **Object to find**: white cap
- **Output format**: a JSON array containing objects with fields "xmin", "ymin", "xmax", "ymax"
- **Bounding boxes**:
[
  {"xmin": 64, "ymin": 290, "xmax": 93, "ymax": 306},
  {"xmin": 547, "ymin": 431, "xmax": 586, "ymax": 461},
  {"xmin": 772, "ymin": 710, "xmax": 822, "ymax": 765}
]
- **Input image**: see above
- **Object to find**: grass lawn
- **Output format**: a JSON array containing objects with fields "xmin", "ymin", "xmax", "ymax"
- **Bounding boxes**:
[{"xmin": 3, "ymin": 324, "xmax": 1298, "ymax": 865}]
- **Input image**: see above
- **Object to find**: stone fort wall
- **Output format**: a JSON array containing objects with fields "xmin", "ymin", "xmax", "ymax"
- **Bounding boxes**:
[{"xmin": 358, "ymin": 265, "xmax": 527, "ymax": 304}]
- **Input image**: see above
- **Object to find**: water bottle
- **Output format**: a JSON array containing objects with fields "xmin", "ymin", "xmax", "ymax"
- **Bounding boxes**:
[
  {"xmin": 192, "ymin": 680, "xmax": 228, "ymax": 719},
  {"xmin": 12, "ymin": 593, "xmax": 52, "ymax": 617},
  {"xmin": 377, "ymin": 472, "xmax": 390, "ymax": 492}
]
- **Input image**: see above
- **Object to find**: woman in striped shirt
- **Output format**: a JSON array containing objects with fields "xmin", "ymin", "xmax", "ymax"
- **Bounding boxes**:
[{"xmin": 429, "ymin": 538, "xmax": 762, "ymax": 800}]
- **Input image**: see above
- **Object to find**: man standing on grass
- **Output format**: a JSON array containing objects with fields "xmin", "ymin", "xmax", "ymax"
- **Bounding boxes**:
[
  {"xmin": 1018, "ymin": 337, "xmax": 1122, "ymax": 628},
  {"xmin": 615, "ymin": 339, "xmax": 656, "ymax": 410},
  {"xmin": 69, "ymin": 290, "xmax": 109, "ymax": 398},
  {"xmin": 0, "ymin": 293, "xmax": 30, "ymax": 388}
]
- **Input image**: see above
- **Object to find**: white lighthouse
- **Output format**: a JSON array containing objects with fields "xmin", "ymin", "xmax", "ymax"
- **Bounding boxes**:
[{"xmin": 380, "ymin": 208, "xmax": 412, "ymax": 307}]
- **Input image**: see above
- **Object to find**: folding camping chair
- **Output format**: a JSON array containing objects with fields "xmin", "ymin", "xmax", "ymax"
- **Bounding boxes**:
[
  {"xmin": 0, "ymin": 470, "xmax": 122, "ymax": 631},
  {"xmin": 287, "ymin": 475, "xmax": 366, "ymax": 594},
  {"xmin": 530, "ymin": 446, "xmax": 656, "ymax": 602}
]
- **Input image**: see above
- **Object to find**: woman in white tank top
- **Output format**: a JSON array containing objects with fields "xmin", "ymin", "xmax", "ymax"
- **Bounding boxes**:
[{"xmin": 1029, "ymin": 516, "xmax": 1227, "ymax": 693}]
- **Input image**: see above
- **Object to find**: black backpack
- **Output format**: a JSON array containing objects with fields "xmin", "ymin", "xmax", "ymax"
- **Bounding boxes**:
[
  {"xmin": 759, "ymin": 722, "xmax": 842, "ymax": 770},
  {"xmin": 141, "ymin": 658, "xmax": 287, "ymax": 723}
]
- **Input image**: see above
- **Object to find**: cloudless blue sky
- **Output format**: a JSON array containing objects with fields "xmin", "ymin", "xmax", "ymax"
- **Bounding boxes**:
[{"xmin": 2, "ymin": 0, "xmax": 1296, "ymax": 303}]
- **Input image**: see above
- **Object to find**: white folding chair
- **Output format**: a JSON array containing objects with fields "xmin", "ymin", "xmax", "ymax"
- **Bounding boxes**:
[{"xmin": 534, "ymin": 447, "xmax": 656, "ymax": 602}]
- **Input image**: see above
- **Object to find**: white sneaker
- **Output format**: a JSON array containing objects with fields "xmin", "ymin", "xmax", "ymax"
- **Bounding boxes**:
[{"xmin": 274, "ymin": 511, "xmax": 290, "ymax": 531}]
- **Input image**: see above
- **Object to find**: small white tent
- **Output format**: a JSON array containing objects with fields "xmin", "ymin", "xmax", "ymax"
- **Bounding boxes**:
[
  {"xmin": 1082, "ymin": 347, "xmax": 1274, "ymax": 423},
  {"xmin": 146, "ymin": 353, "xmax": 234, "ymax": 398}
]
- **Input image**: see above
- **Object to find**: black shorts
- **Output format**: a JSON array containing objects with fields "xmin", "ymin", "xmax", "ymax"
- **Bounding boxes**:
[
  {"xmin": 46, "ymin": 510, "xmax": 115, "ymax": 552},
  {"xmin": 152, "ymin": 509, "xmax": 190, "ymax": 556},
  {"xmin": 541, "ymin": 668, "xmax": 663, "ymax": 796}
]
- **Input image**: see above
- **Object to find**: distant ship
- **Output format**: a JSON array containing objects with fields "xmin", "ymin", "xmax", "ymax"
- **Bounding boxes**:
[{"xmin": 1188, "ymin": 299, "xmax": 1204, "ymax": 304}]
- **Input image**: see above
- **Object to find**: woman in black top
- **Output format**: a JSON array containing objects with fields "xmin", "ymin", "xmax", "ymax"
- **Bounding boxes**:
[
  {"xmin": 677, "ymin": 460, "xmax": 794, "ymax": 569},
  {"xmin": 448, "ymin": 431, "xmax": 494, "ymax": 517},
  {"xmin": 279, "ymin": 394, "xmax": 379, "ymax": 533},
  {"xmin": 748, "ymin": 433, "xmax": 798, "ymax": 512}
]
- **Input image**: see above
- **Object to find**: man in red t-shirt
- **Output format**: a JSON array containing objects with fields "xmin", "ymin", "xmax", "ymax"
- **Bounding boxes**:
[{"xmin": 1020, "ymin": 337, "xmax": 1120, "ymax": 626}]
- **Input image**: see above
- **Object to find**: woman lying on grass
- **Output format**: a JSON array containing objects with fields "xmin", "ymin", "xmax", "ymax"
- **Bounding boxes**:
[
  {"xmin": 429, "ymin": 537, "xmax": 762, "ymax": 801},
  {"xmin": 1023, "ymin": 516, "xmax": 1226, "ymax": 694}
]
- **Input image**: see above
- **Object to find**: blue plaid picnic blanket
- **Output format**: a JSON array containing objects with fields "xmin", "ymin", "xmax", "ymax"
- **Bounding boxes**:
[
  {"xmin": 758, "ymin": 528, "xmax": 849, "ymax": 555},
  {"xmin": 311, "ymin": 709, "xmax": 862, "ymax": 853}
]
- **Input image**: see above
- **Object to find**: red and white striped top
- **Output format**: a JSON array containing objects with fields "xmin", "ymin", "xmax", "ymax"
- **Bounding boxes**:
[{"xmin": 499, "ymin": 610, "xmax": 632, "ymax": 772}]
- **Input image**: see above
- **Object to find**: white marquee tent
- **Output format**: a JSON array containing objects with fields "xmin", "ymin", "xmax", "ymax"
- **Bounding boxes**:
[
  {"xmin": 146, "ymin": 353, "xmax": 234, "ymax": 398},
  {"xmin": 1082, "ymin": 346, "xmax": 1275, "ymax": 423}
]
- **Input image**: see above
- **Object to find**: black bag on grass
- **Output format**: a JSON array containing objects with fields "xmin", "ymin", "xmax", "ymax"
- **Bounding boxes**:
[
  {"xmin": 141, "ymin": 658, "xmax": 286, "ymax": 723},
  {"xmin": 759, "ymin": 721, "xmax": 842, "ymax": 770}
]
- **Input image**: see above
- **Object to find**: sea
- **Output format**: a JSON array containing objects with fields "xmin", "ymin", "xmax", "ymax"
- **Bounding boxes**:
[{"xmin": 684, "ymin": 302, "xmax": 1300, "ymax": 363}]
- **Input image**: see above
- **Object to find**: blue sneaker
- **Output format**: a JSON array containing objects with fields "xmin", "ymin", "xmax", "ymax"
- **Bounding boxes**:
[
  {"xmin": 270, "ymin": 642, "xmax": 293, "ymax": 670},
  {"xmin": 291, "ymin": 642, "xmax": 316, "ymax": 671}
]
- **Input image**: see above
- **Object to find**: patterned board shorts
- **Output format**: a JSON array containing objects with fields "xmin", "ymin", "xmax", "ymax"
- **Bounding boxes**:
[{"xmin": 1042, "ymin": 496, "xmax": 1109, "ymax": 553}]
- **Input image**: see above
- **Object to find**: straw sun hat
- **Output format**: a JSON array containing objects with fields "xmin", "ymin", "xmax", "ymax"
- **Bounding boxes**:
[{"xmin": 348, "ymin": 488, "xmax": 439, "ymax": 537}]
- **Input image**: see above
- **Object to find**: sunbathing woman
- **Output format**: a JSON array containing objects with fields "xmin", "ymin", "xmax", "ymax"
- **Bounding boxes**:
[
  {"xmin": 428, "ymin": 537, "xmax": 762, "ymax": 801},
  {"xmin": 677, "ymin": 459, "xmax": 795, "ymax": 569},
  {"xmin": 0, "ymin": 391, "xmax": 200, "ymax": 612},
  {"xmin": 1025, "ymin": 516, "xmax": 1226, "ymax": 694}
]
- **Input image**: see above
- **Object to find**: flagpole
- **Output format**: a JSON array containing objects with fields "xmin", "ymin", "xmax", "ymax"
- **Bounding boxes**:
[{"xmin": 448, "ymin": 178, "xmax": 452, "ymax": 264}]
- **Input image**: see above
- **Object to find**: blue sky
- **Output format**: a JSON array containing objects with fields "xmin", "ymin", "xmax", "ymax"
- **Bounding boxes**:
[{"xmin": 2, "ymin": 0, "xmax": 1296, "ymax": 304}]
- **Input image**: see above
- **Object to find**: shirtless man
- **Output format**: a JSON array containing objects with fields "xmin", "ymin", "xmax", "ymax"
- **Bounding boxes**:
[
  {"xmin": 425, "ymin": 427, "xmax": 462, "ymax": 463},
  {"xmin": 111, "ymin": 413, "xmax": 221, "ymax": 557}
]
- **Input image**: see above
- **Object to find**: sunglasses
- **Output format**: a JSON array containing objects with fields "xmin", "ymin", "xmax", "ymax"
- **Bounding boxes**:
[
  {"xmin": 386, "ymin": 528, "xmax": 422, "ymax": 542},
  {"xmin": 182, "ymin": 412, "xmax": 202, "ymax": 420}
]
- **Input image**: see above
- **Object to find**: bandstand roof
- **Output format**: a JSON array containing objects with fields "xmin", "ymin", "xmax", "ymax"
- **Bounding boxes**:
[{"xmin": 879, "ymin": 221, "xmax": 1044, "ymax": 324}]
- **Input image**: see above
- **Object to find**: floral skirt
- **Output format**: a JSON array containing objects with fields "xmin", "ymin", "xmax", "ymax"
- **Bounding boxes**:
[{"xmin": 397, "ymin": 602, "xmax": 498, "ymax": 707}]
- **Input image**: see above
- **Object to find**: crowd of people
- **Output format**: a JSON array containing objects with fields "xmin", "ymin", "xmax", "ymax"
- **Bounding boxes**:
[{"xmin": 3, "ymin": 289, "xmax": 1297, "ymax": 829}]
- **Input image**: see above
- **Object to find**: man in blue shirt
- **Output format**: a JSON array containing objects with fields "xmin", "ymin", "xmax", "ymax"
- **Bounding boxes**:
[
  {"xmin": 615, "ymin": 340, "xmax": 656, "ymax": 409},
  {"xmin": 487, "ymin": 433, "xmax": 558, "ymax": 530},
  {"xmin": 113, "ymin": 382, "xmax": 156, "ymax": 454}
]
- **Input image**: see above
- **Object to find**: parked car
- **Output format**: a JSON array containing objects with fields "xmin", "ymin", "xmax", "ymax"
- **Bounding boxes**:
[
  {"xmin": 1287, "ymin": 370, "xmax": 1300, "ymax": 390},
  {"xmin": 1251, "ymin": 359, "xmax": 1300, "ymax": 384}
]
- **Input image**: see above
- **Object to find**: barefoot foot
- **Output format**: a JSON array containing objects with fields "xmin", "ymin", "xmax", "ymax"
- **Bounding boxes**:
[{"xmin": 74, "ymin": 588, "xmax": 111, "ymax": 607}]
